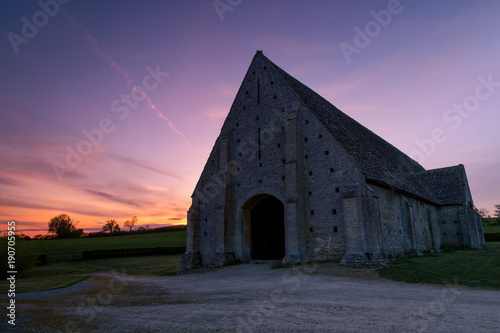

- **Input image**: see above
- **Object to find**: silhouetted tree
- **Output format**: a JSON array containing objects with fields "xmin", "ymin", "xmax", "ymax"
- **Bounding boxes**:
[
  {"xmin": 495, "ymin": 204, "xmax": 500, "ymax": 220},
  {"xmin": 48, "ymin": 214, "xmax": 82, "ymax": 238},
  {"xmin": 474, "ymin": 207, "xmax": 489, "ymax": 218},
  {"xmin": 124, "ymin": 216, "xmax": 138, "ymax": 232},
  {"xmin": 103, "ymin": 220, "xmax": 120, "ymax": 235}
]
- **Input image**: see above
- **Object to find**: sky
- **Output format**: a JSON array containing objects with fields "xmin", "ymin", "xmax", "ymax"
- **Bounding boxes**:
[{"xmin": 0, "ymin": 0, "xmax": 499, "ymax": 236}]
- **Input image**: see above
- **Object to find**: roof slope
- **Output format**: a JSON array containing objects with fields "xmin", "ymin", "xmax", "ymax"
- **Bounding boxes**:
[
  {"xmin": 255, "ymin": 52, "xmax": 437, "ymax": 199},
  {"xmin": 411, "ymin": 166, "xmax": 467, "ymax": 205}
]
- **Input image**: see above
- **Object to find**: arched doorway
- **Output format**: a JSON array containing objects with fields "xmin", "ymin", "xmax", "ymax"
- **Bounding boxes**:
[{"xmin": 247, "ymin": 195, "xmax": 285, "ymax": 260}]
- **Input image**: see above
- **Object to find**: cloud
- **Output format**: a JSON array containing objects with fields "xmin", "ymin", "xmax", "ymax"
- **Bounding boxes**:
[
  {"xmin": 168, "ymin": 217, "xmax": 183, "ymax": 221},
  {"xmin": 0, "ymin": 198, "xmax": 54, "ymax": 211},
  {"xmin": 109, "ymin": 153, "xmax": 185, "ymax": 181},
  {"xmin": 0, "ymin": 175, "xmax": 21, "ymax": 187},
  {"xmin": 85, "ymin": 189, "xmax": 140, "ymax": 208}
]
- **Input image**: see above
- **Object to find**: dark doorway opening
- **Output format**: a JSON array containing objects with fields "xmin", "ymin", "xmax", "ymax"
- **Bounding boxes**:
[{"xmin": 250, "ymin": 196, "xmax": 285, "ymax": 260}]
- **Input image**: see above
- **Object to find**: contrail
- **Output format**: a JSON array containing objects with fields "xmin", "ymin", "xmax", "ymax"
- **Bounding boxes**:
[
  {"xmin": 131, "ymin": 86, "xmax": 191, "ymax": 143},
  {"xmin": 61, "ymin": 8, "xmax": 189, "ymax": 143}
]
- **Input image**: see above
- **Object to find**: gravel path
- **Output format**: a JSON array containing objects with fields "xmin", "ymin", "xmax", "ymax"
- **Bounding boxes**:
[
  {"xmin": 16, "ymin": 279, "xmax": 94, "ymax": 300},
  {"xmin": 3, "ymin": 263, "xmax": 500, "ymax": 332}
]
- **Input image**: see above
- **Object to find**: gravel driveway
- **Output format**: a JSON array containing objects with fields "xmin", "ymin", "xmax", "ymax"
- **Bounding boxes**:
[{"xmin": 4, "ymin": 262, "xmax": 500, "ymax": 332}]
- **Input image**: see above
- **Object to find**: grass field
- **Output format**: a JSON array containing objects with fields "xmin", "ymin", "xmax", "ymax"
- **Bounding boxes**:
[
  {"xmin": 1, "ymin": 254, "xmax": 183, "ymax": 293},
  {"xmin": 0, "ymin": 231, "xmax": 187, "ymax": 293},
  {"xmin": 377, "ymin": 242, "xmax": 500, "ymax": 289},
  {"xmin": 483, "ymin": 225, "xmax": 500, "ymax": 234},
  {"xmin": 25, "ymin": 230, "xmax": 186, "ymax": 261}
]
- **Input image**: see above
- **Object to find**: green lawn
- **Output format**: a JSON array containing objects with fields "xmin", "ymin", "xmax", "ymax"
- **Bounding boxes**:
[
  {"xmin": 0, "ymin": 231, "xmax": 187, "ymax": 293},
  {"xmin": 25, "ymin": 231, "xmax": 186, "ymax": 261},
  {"xmin": 1, "ymin": 254, "xmax": 183, "ymax": 293},
  {"xmin": 483, "ymin": 225, "xmax": 500, "ymax": 234},
  {"xmin": 377, "ymin": 242, "xmax": 500, "ymax": 289}
]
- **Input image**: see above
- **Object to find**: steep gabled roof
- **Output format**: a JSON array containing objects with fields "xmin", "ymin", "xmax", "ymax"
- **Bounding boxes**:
[
  {"xmin": 194, "ymin": 51, "xmax": 470, "ymax": 206},
  {"xmin": 255, "ymin": 52, "xmax": 437, "ymax": 201}
]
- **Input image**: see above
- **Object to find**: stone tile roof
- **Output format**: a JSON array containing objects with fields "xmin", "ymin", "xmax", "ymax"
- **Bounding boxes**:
[
  {"xmin": 258, "ymin": 52, "xmax": 465, "ymax": 206},
  {"xmin": 411, "ymin": 166, "xmax": 467, "ymax": 205}
]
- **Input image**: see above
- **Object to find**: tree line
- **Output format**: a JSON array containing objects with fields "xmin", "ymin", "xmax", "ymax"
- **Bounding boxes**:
[
  {"xmin": 475, "ymin": 204, "xmax": 500, "ymax": 223},
  {"xmin": 34, "ymin": 214, "xmax": 150, "ymax": 240}
]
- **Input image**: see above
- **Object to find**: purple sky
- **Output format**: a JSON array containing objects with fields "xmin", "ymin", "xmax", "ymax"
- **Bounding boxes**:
[{"xmin": 1, "ymin": 0, "xmax": 499, "ymax": 235}]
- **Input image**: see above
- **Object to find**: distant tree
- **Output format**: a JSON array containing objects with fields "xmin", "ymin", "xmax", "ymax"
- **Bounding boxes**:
[
  {"xmin": 124, "ymin": 216, "xmax": 138, "ymax": 232},
  {"xmin": 102, "ymin": 220, "xmax": 120, "ymax": 235},
  {"xmin": 495, "ymin": 204, "xmax": 500, "ymax": 220},
  {"xmin": 48, "ymin": 214, "xmax": 81, "ymax": 239},
  {"xmin": 474, "ymin": 207, "xmax": 489, "ymax": 218}
]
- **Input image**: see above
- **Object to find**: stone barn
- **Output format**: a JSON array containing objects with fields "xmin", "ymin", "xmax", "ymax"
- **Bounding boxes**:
[{"xmin": 180, "ymin": 51, "xmax": 484, "ymax": 270}]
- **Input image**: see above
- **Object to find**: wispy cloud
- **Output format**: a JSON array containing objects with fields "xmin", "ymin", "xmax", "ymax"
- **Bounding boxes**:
[
  {"xmin": 85, "ymin": 189, "xmax": 140, "ymax": 208},
  {"xmin": 109, "ymin": 153, "xmax": 185, "ymax": 181},
  {"xmin": 0, "ymin": 175, "xmax": 21, "ymax": 187}
]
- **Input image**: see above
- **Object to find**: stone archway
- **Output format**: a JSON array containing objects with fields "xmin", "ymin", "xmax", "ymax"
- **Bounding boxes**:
[{"xmin": 243, "ymin": 194, "xmax": 285, "ymax": 260}]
